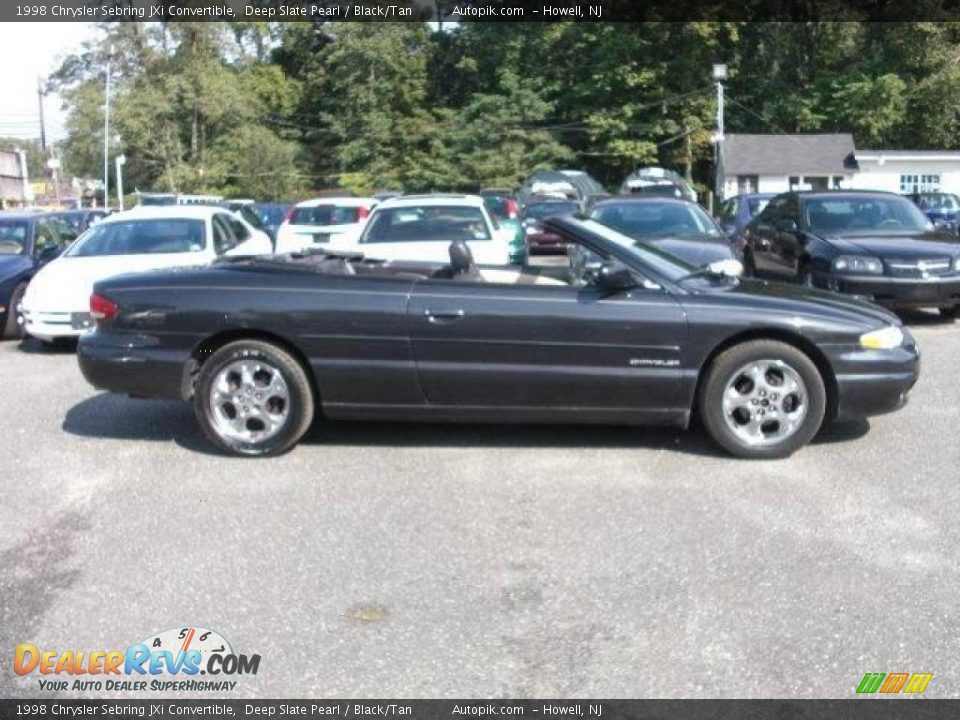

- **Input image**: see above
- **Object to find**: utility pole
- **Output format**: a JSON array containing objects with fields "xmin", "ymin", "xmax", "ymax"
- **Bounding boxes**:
[
  {"xmin": 712, "ymin": 64, "xmax": 727, "ymax": 204},
  {"xmin": 115, "ymin": 154, "xmax": 126, "ymax": 210},
  {"xmin": 37, "ymin": 77, "xmax": 47, "ymax": 154},
  {"xmin": 103, "ymin": 46, "xmax": 113, "ymax": 209}
]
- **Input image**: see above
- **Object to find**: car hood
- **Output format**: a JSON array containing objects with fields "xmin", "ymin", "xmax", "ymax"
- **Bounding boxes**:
[
  {"xmin": 644, "ymin": 235, "xmax": 733, "ymax": 266},
  {"xmin": 23, "ymin": 254, "xmax": 207, "ymax": 311},
  {"xmin": 686, "ymin": 275, "xmax": 901, "ymax": 328},
  {"xmin": 0, "ymin": 254, "xmax": 31, "ymax": 284},
  {"xmin": 825, "ymin": 231, "xmax": 960, "ymax": 259}
]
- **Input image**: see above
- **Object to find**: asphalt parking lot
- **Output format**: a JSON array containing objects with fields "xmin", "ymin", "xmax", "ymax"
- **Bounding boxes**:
[{"xmin": 2, "ymin": 314, "xmax": 960, "ymax": 699}]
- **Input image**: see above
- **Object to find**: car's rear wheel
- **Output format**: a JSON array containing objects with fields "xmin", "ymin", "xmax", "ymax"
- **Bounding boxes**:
[
  {"xmin": 2, "ymin": 283, "xmax": 26, "ymax": 340},
  {"xmin": 699, "ymin": 340, "xmax": 826, "ymax": 459},
  {"xmin": 194, "ymin": 340, "xmax": 315, "ymax": 457},
  {"xmin": 939, "ymin": 306, "xmax": 959, "ymax": 321}
]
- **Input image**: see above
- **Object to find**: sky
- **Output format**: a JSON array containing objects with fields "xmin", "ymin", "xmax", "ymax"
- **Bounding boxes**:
[{"xmin": 0, "ymin": 22, "xmax": 98, "ymax": 143}]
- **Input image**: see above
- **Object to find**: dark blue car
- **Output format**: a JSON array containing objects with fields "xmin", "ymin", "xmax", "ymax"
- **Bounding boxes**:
[
  {"xmin": 910, "ymin": 192, "xmax": 960, "ymax": 234},
  {"xmin": 716, "ymin": 192, "xmax": 775, "ymax": 252},
  {"xmin": 0, "ymin": 212, "xmax": 78, "ymax": 340}
]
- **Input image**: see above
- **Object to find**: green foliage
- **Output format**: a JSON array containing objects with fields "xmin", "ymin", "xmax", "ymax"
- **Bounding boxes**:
[{"xmin": 52, "ymin": 21, "xmax": 960, "ymax": 199}]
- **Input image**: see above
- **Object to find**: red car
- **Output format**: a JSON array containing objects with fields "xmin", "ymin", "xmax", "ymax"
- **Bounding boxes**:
[{"xmin": 521, "ymin": 199, "xmax": 580, "ymax": 254}]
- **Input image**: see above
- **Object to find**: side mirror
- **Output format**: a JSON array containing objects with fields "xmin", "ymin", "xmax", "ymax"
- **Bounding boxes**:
[
  {"xmin": 776, "ymin": 219, "xmax": 799, "ymax": 233},
  {"xmin": 594, "ymin": 260, "xmax": 637, "ymax": 292}
]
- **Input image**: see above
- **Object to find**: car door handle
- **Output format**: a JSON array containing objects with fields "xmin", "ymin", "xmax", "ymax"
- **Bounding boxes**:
[{"xmin": 424, "ymin": 309, "xmax": 465, "ymax": 323}]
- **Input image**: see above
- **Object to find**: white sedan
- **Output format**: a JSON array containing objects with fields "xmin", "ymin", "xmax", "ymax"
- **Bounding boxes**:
[
  {"xmin": 275, "ymin": 197, "xmax": 377, "ymax": 254},
  {"xmin": 21, "ymin": 205, "xmax": 272, "ymax": 343},
  {"xmin": 338, "ymin": 195, "xmax": 515, "ymax": 265}
]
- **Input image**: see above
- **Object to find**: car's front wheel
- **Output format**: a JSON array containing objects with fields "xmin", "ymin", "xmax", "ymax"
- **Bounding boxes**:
[
  {"xmin": 699, "ymin": 340, "xmax": 827, "ymax": 459},
  {"xmin": 194, "ymin": 340, "xmax": 315, "ymax": 457},
  {"xmin": 939, "ymin": 306, "xmax": 959, "ymax": 321},
  {"xmin": 2, "ymin": 283, "xmax": 26, "ymax": 340}
]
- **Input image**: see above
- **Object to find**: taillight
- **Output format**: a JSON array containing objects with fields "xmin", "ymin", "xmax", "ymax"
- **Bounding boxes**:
[
  {"xmin": 505, "ymin": 198, "xmax": 519, "ymax": 218},
  {"xmin": 357, "ymin": 206, "xmax": 370, "ymax": 220},
  {"xmin": 90, "ymin": 293, "xmax": 119, "ymax": 321}
]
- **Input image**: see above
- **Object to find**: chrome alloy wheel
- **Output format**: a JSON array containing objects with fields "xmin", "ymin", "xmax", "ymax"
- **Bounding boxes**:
[
  {"xmin": 208, "ymin": 359, "xmax": 290, "ymax": 444},
  {"xmin": 721, "ymin": 359, "xmax": 808, "ymax": 447}
]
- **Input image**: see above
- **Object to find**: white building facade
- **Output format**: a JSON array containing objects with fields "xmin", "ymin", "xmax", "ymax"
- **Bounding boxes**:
[{"xmin": 852, "ymin": 150, "xmax": 960, "ymax": 195}]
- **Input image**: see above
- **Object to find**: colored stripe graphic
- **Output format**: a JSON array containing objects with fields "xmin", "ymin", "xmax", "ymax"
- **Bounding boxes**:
[{"xmin": 856, "ymin": 673, "xmax": 886, "ymax": 693}]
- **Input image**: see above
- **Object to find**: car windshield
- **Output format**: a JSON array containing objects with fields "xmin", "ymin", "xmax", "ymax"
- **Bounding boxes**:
[
  {"xmin": 65, "ymin": 219, "xmax": 206, "ymax": 257},
  {"xmin": 917, "ymin": 193, "xmax": 960, "ymax": 212},
  {"xmin": 747, "ymin": 198, "xmax": 771, "ymax": 216},
  {"xmin": 803, "ymin": 196, "xmax": 932, "ymax": 234},
  {"xmin": 361, "ymin": 206, "xmax": 491, "ymax": 243},
  {"xmin": 590, "ymin": 201, "xmax": 722, "ymax": 238},
  {"xmin": 0, "ymin": 220, "xmax": 29, "ymax": 254},
  {"xmin": 524, "ymin": 202, "xmax": 579, "ymax": 220},
  {"xmin": 290, "ymin": 205, "xmax": 362, "ymax": 226}
]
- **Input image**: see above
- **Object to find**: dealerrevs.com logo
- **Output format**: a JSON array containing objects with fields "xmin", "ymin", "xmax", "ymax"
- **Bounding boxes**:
[{"xmin": 14, "ymin": 626, "xmax": 260, "ymax": 692}]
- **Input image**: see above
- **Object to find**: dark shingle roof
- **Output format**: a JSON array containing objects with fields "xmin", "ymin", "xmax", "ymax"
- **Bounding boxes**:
[{"xmin": 721, "ymin": 134, "xmax": 856, "ymax": 175}]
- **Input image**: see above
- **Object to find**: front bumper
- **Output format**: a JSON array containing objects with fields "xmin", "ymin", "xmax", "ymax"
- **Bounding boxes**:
[
  {"xmin": 820, "ymin": 272, "xmax": 960, "ymax": 309},
  {"xmin": 22, "ymin": 307, "xmax": 96, "ymax": 341},
  {"xmin": 830, "ymin": 341, "xmax": 920, "ymax": 420},
  {"xmin": 78, "ymin": 331, "xmax": 192, "ymax": 401}
]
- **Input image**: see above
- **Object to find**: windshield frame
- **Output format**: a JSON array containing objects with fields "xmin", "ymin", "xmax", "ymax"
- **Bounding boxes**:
[{"xmin": 566, "ymin": 217, "xmax": 698, "ymax": 283}]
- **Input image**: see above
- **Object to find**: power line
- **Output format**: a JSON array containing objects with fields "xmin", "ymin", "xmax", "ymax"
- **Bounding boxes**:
[{"xmin": 725, "ymin": 94, "xmax": 787, "ymax": 134}]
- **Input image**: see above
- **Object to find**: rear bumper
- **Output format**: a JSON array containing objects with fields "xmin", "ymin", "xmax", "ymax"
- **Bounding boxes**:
[
  {"xmin": 824, "ymin": 273, "xmax": 960, "ymax": 309},
  {"xmin": 78, "ymin": 332, "xmax": 192, "ymax": 401},
  {"xmin": 528, "ymin": 233, "xmax": 567, "ymax": 255}
]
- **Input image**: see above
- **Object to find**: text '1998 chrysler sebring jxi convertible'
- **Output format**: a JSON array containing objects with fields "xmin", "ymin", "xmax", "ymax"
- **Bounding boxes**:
[{"xmin": 77, "ymin": 216, "xmax": 920, "ymax": 459}]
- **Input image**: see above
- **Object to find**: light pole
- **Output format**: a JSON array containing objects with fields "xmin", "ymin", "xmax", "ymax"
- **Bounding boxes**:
[
  {"xmin": 103, "ymin": 45, "xmax": 113, "ymax": 208},
  {"xmin": 712, "ymin": 63, "xmax": 727, "ymax": 203},
  {"xmin": 115, "ymin": 154, "xmax": 126, "ymax": 210},
  {"xmin": 46, "ymin": 156, "xmax": 60, "ymax": 208}
]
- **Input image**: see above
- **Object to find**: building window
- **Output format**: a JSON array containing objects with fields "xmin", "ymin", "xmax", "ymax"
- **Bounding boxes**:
[
  {"xmin": 737, "ymin": 175, "xmax": 758, "ymax": 193},
  {"xmin": 900, "ymin": 174, "xmax": 941, "ymax": 194}
]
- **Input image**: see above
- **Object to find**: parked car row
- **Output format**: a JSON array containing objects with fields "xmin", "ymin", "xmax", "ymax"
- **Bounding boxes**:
[
  {"xmin": 75, "ymin": 213, "xmax": 919, "ymax": 461},
  {"xmin": 3, "ymin": 179, "xmax": 948, "ymax": 462}
]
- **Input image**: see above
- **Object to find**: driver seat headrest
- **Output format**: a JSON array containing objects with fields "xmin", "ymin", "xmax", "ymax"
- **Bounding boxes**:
[{"xmin": 449, "ymin": 241, "xmax": 476, "ymax": 275}]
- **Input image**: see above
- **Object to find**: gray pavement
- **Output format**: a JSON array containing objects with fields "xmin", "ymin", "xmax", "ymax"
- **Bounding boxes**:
[{"xmin": 1, "ymin": 314, "xmax": 959, "ymax": 699}]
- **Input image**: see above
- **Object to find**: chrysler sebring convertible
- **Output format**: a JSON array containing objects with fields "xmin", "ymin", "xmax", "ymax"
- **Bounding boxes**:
[
  {"xmin": 743, "ymin": 190, "xmax": 960, "ymax": 318},
  {"xmin": 78, "ymin": 216, "xmax": 919, "ymax": 460}
]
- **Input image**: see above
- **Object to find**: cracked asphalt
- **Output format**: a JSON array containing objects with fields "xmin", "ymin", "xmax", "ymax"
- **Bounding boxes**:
[{"xmin": 2, "ymin": 312, "xmax": 959, "ymax": 699}]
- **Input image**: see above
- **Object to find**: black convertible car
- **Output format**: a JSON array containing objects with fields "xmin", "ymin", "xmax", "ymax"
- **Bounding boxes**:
[
  {"xmin": 78, "ymin": 216, "xmax": 919, "ymax": 459},
  {"xmin": 743, "ymin": 190, "xmax": 960, "ymax": 317}
]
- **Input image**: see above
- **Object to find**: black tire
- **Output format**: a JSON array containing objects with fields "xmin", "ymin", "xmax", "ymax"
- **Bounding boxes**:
[
  {"xmin": 2, "ymin": 283, "xmax": 26, "ymax": 340},
  {"xmin": 939, "ymin": 306, "xmax": 959, "ymax": 321},
  {"xmin": 194, "ymin": 340, "xmax": 315, "ymax": 457},
  {"xmin": 799, "ymin": 262, "xmax": 816, "ymax": 289},
  {"xmin": 742, "ymin": 249, "xmax": 756, "ymax": 277},
  {"xmin": 699, "ymin": 340, "xmax": 827, "ymax": 459}
]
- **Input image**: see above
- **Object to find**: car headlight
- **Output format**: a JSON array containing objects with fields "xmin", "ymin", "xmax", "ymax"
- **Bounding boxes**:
[
  {"xmin": 832, "ymin": 255, "xmax": 883, "ymax": 275},
  {"xmin": 860, "ymin": 325, "xmax": 904, "ymax": 350}
]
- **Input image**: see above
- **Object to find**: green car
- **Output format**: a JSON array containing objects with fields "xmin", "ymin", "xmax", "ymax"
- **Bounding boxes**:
[{"xmin": 482, "ymin": 192, "xmax": 527, "ymax": 265}]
